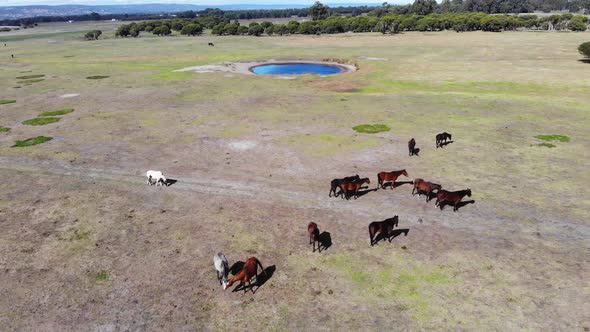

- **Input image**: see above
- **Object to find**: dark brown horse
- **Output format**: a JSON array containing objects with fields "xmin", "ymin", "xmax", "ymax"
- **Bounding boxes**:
[
  {"xmin": 408, "ymin": 138, "xmax": 416, "ymax": 156},
  {"xmin": 412, "ymin": 178, "xmax": 442, "ymax": 202},
  {"xmin": 224, "ymin": 256, "xmax": 267, "ymax": 293},
  {"xmin": 340, "ymin": 178, "xmax": 370, "ymax": 200},
  {"xmin": 436, "ymin": 132, "xmax": 452, "ymax": 148},
  {"xmin": 377, "ymin": 169, "xmax": 409, "ymax": 190},
  {"xmin": 329, "ymin": 174, "xmax": 360, "ymax": 197},
  {"xmin": 307, "ymin": 222, "xmax": 320, "ymax": 252},
  {"xmin": 368, "ymin": 216, "xmax": 398, "ymax": 246},
  {"xmin": 436, "ymin": 189, "xmax": 471, "ymax": 211}
]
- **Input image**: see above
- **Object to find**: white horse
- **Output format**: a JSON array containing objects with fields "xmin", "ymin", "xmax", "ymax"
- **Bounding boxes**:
[
  {"xmin": 214, "ymin": 252, "xmax": 229, "ymax": 289},
  {"xmin": 146, "ymin": 170, "xmax": 167, "ymax": 186}
]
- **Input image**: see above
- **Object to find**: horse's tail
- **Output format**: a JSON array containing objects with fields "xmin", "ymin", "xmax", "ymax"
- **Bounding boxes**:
[
  {"xmin": 377, "ymin": 173, "xmax": 382, "ymax": 189},
  {"xmin": 368, "ymin": 224, "xmax": 374, "ymax": 246}
]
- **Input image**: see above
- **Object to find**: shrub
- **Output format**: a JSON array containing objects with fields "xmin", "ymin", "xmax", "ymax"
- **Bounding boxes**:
[
  {"xmin": 352, "ymin": 124, "xmax": 391, "ymax": 134},
  {"xmin": 579, "ymin": 42, "xmax": 590, "ymax": 58},
  {"xmin": 13, "ymin": 136, "xmax": 53, "ymax": 147},
  {"xmin": 568, "ymin": 17, "xmax": 587, "ymax": 31},
  {"xmin": 0, "ymin": 126, "xmax": 10, "ymax": 132},
  {"xmin": 180, "ymin": 23, "xmax": 203, "ymax": 36},
  {"xmin": 534, "ymin": 135, "xmax": 570, "ymax": 142},
  {"xmin": 0, "ymin": 99, "xmax": 16, "ymax": 105},
  {"xmin": 86, "ymin": 75, "xmax": 109, "ymax": 79},
  {"xmin": 84, "ymin": 30, "xmax": 102, "ymax": 40},
  {"xmin": 16, "ymin": 74, "xmax": 44, "ymax": 79},
  {"xmin": 153, "ymin": 25, "xmax": 171, "ymax": 36}
]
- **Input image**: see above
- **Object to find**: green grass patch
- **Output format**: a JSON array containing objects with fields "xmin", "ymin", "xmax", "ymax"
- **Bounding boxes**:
[
  {"xmin": 22, "ymin": 117, "xmax": 60, "ymax": 126},
  {"xmin": 352, "ymin": 123, "xmax": 391, "ymax": 134},
  {"xmin": 12, "ymin": 136, "xmax": 53, "ymax": 147},
  {"xmin": 536, "ymin": 142, "xmax": 556, "ymax": 148},
  {"xmin": 534, "ymin": 134, "xmax": 570, "ymax": 142},
  {"xmin": 86, "ymin": 75, "xmax": 110, "ymax": 80},
  {"xmin": 0, "ymin": 126, "xmax": 11, "ymax": 132},
  {"xmin": 15, "ymin": 74, "xmax": 44, "ymax": 79},
  {"xmin": 39, "ymin": 109, "xmax": 74, "ymax": 117},
  {"xmin": 0, "ymin": 30, "xmax": 89, "ymax": 42},
  {"xmin": 95, "ymin": 270, "xmax": 109, "ymax": 281},
  {"xmin": 17, "ymin": 79, "xmax": 44, "ymax": 84},
  {"xmin": 0, "ymin": 99, "xmax": 16, "ymax": 105}
]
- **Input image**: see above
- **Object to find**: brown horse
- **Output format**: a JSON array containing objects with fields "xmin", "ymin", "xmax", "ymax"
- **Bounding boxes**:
[
  {"xmin": 329, "ymin": 174, "xmax": 360, "ymax": 197},
  {"xmin": 377, "ymin": 169, "xmax": 409, "ymax": 190},
  {"xmin": 408, "ymin": 138, "xmax": 416, "ymax": 156},
  {"xmin": 412, "ymin": 178, "xmax": 442, "ymax": 202},
  {"xmin": 368, "ymin": 216, "xmax": 398, "ymax": 246},
  {"xmin": 340, "ymin": 178, "xmax": 370, "ymax": 200},
  {"xmin": 224, "ymin": 256, "xmax": 267, "ymax": 293},
  {"xmin": 436, "ymin": 189, "xmax": 471, "ymax": 211},
  {"xmin": 307, "ymin": 222, "xmax": 320, "ymax": 252}
]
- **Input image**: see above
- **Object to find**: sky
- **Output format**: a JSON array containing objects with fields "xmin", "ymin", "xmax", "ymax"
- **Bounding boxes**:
[{"xmin": 2, "ymin": 0, "xmax": 388, "ymax": 6}]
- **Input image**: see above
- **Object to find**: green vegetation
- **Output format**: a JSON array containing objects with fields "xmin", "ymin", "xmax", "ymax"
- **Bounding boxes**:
[
  {"xmin": 95, "ymin": 270, "xmax": 109, "ymax": 281},
  {"xmin": 12, "ymin": 136, "xmax": 53, "ymax": 147},
  {"xmin": 39, "ymin": 109, "xmax": 74, "ymax": 117},
  {"xmin": 353, "ymin": 123, "xmax": 391, "ymax": 134},
  {"xmin": 579, "ymin": 42, "xmax": 590, "ymax": 59},
  {"xmin": 22, "ymin": 117, "xmax": 61, "ymax": 126},
  {"xmin": 534, "ymin": 135, "xmax": 570, "ymax": 142},
  {"xmin": 17, "ymin": 79, "xmax": 44, "ymax": 84},
  {"xmin": 84, "ymin": 30, "xmax": 102, "ymax": 40},
  {"xmin": 0, "ymin": 99, "xmax": 16, "ymax": 105},
  {"xmin": 536, "ymin": 142, "xmax": 556, "ymax": 148},
  {"xmin": 0, "ymin": 126, "xmax": 10, "ymax": 132},
  {"xmin": 86, "ymin": 75, "xmax": 110, "ymax": 79},
  {"xmin": 15, "ymin": 74, "xmax": 44, "ymax": 79}
]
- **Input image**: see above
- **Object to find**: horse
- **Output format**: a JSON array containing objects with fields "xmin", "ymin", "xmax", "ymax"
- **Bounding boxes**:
[
  {"xmin": 436, "ymin": 132, "xmax": 452, "ymax": 148},
  {"xmin": 208, "ymin": 42, "xmax": 215, "ymax": 47},
  {"xmin": 307, "ymin": 222, "xmax": 320, "ymax": 252},
  {"xmin": 408, "ymin": 138, "xmax": 416, "ymax": 156},
  {"xmin": 368, "ymin": 216, "xmax": 399, "ymax": 246},
  {"xmin": 377, "ymin": 169, "xmax": 409, "ymax": 190},
  {"xmin": 340, "ymin": 178, "xmax": 370, "ymax": 200},
  {"xmin": 146, "ymin": 170, "xmax": 167, "ymax": 186},
  {"xmin": 412, "ymin": 178, "xmax": 442, "ymax": 202},
  {"xmin": 214, "ymin": 252, "xmax": 229, "ymax": 289},
  {"xmin": 329, "ymin": 174, "xmax": 360, "ymax": 197},
  {"xmin": 436, "ymin": 189, "xmax": 471, "ymax": 211},
  {"xmin": 225, "ymin": 257, "xmax": 267, "ymax": 293}
]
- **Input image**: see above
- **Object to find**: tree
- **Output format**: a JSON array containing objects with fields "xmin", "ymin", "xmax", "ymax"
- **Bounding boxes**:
[
  {"xmin": 238, "ymin": 25, "xmax": 249, "ymax": 35},
  {"xmin": 568, "ymin": 16, "xmax": 587, "ymax": 31},
  {"xmin": 265, "ymin": 25, "xmax": 275, "ymax": 36},
  {"xmin": 579, "ymin": 41, "xmax": 590, "ymax": 58},
  {"xmin": 248, "ymin": 23, "xmax": 264, "ymax": 36},
  {"xmin": 84, "ymin": 30, "xmax": 102, "ymax": 40},
  {"xmin": 411, "ymin": 0, "xmax": 437, "ymax": 15},
  {"xmin": 152, "ymin": 25, "xmax": 171, "ymax": 36},
  {"xmin": 115, "ymin": 25, "xmax": 130, "ymax": 37},
  {"xmin": 309, "ymin": 1, "xmax": 329, "ymax": 21},
  {"xmin": 181, "ymin": 23, "xmax": 203, "ymax": 36},
  {"xmin": 223, "ymin": 23, "xmax": 240, "ymax": 35},
  {"xmin": 286, "ymin": 20, "xmax": 300, "ymax": 34},
  {"xmin": 130, "ymin": 26, "xmax": 140, "ymax": 37}
]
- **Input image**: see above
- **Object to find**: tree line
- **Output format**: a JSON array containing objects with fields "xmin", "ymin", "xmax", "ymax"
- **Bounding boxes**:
[{"xmin": 112, "ymin": 12, "xmax": 587, "ymax": 39}]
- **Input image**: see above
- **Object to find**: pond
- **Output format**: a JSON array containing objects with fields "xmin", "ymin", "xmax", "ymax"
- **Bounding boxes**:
[{"xmin": 250, "ymin": 63, "xmax": 346, "ymax": 75}]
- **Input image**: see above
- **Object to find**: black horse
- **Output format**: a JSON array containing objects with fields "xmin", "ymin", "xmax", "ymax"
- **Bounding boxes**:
[{"xmin": 436, "ymin": 132, "xmax": 452, "ymax": 148}]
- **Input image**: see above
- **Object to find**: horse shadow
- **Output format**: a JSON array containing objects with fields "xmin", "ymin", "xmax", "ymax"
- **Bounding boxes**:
[
  {"xmin": 164, "ymin": 178, "xmax": 178, "ymax": 187},
  {"xmin": 578, "ymin": 59, "xmax": 590, "ymax": 64},
  {"xmin": 372, "ymin": 228, "xmax": 410, "ymax": 246},
  {"xmin": 438, "ymin": 141, "xmax": 454, "ymax": 148},
  {"xmin": 318, "ymin": 231, "xmax": 332, "ymax": 252},
  {"xmin": 381, "ymin": 181, "xmax": 413, "ymax": 189},
  {"xmin": 345, "ymin": 188, "xmax": 378, "ymax": 199},
  {"xmin": 229, "ymin": 261, "xmax": 245, "ymax": 275},
  {"xmin": 439, "ymin": 200, "xmax": 475, "ymax": 211}
]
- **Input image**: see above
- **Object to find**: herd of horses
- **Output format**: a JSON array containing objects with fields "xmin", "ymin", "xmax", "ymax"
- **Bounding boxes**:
[{"xmin": 149, "ymin": 132, "xmax": 471, "ymax": 293}]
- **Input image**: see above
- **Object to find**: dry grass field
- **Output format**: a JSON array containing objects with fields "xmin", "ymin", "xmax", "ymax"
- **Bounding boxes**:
[{"xmin": 1, "ymin": 22, "xmax": 589, "ymax": 331}]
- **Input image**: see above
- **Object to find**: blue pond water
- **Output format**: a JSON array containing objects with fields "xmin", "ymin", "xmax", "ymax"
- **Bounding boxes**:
[{"xmin": 251, "ymin": 63, "xmax": 345, "ymax": 75}]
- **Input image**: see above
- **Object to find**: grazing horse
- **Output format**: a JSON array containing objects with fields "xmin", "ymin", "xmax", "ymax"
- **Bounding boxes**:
[
  {"xmin": 377, "ymin": 169, "xmax": 409, "ymax": 190},
  {"xmin": 146, "ymin": 170, "xmax": 167, "ymax": 186},
  {"xmin": 368, "ymin": 216, "xmax": 399, "ymax": 246},
  {"xmin": 208, "ymin": 42, "xmax": 215, "ymax": 47},
  {"xmin": 213, "ymin": 252, "xmax": 229, "ymax": 289},
  {"xmin": 225, "ymin": 257, "xmax": 267, "ymax": 292},
  {"xmin": 340, "ymin": 178, "xmax": 370, "ymax": 200},
  {"xmin": 408, "ymin": 138, "xmax": 416, "ymax": 156},
  {"xmin": 436, "ymin": 189, "xmax": 471, "ymax": 211},
  {"xmin": 412, "ymin": 178, "xmax": 442, "ymax": 202},
  {"xmin": 307, "ymin": 222, "xmax": 320, "ymax": 252},
  {"xmin": 436, "ymin": 132, "xmax": 452, "ymax": 148},
  {"xmin": 329, "ymin": 174, "xmax": 360, "ymax": 197}
]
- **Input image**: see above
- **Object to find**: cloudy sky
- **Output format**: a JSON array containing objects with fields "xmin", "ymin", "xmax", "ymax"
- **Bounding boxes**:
[{"xmin": 3, "ymin": 0, "xmax": 391, "ymax": 6}]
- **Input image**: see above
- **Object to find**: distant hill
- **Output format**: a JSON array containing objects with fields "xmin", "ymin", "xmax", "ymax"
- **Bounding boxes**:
[{"xmin": 0, "ymin": 3, "xmax": 381, "ymax": 19}]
